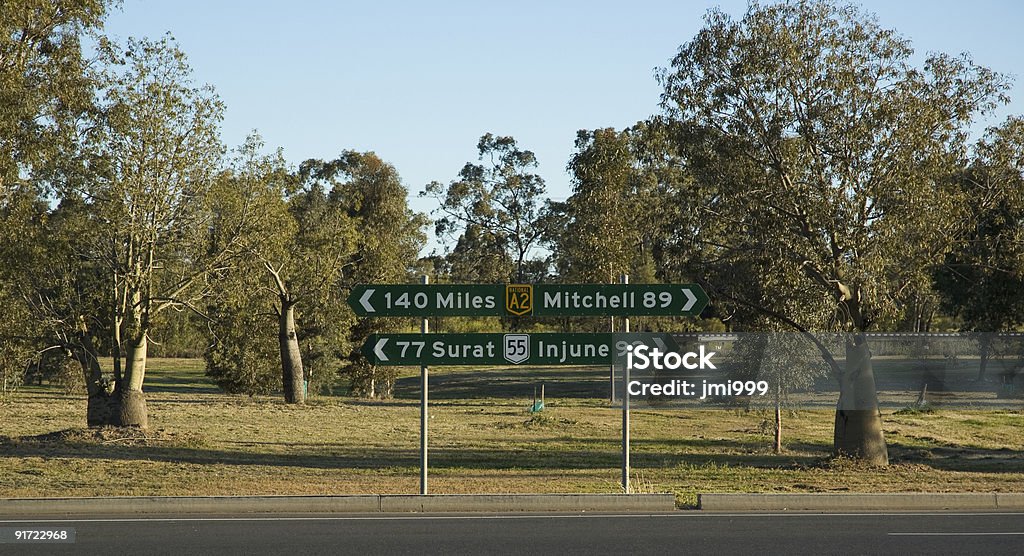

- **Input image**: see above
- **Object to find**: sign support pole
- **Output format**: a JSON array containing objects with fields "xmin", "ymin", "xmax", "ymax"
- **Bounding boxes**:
[
  {"xmin": 609, "ymin": 315, "xmax": 615, "ymax": 403},
  {"xmin": 420, "ymin": 274, "xmax": 429, "ymax": 495},
  {"xmin": 621, "ymin": 274, "xmax": 630, "ymax": 494}
]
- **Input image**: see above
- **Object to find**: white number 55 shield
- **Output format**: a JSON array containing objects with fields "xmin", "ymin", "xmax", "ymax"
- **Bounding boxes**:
[{"xmin": 503, "ymin": 334, "xmax": 530, "ymax": 364}]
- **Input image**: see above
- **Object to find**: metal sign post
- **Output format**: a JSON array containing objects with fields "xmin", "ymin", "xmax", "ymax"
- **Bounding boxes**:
[
  {"xmin": 621, "ymin": 274, "xmax": 630, "ymax": 494},
  {"xmin": 609, "ymin": 315, "xmax": 615, "ymax": 403},
  {"xmin": 420, "ymin": 275, "xmax": 429, "ymax": 495}
]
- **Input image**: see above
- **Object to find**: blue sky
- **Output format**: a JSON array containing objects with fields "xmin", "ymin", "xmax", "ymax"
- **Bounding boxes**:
[{"xmin": 103, "ymin": 1, "xmax": 1024, "ymax": 250}]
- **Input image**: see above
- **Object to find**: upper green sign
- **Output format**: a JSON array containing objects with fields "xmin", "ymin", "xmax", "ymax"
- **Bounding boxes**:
[
  {"xmin": 347, "ymin": 283, "xmax": 709, "ymax": 318},
  {"xmin": 530, "ymin": 284, "xmax": 709, "ymax": 317}
]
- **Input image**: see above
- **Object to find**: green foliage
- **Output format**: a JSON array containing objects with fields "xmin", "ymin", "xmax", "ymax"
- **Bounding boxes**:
[
  {"xmin": 557, "ymin": 127, "xmax": 664, "ymax": 283},
  {"xmin": 204, "ymin": 135, "xmax": 339, "ymax": 397},
  {"xmin": 443, "ymin": 224, "xmax": 513, "ymax": 283},
  {"xmin": 206, "ymin": 148, "xmax": 425, "ymax": 399},
  {"xmin": 306, "ymin": 152, "xmax": 426, "ymax": 398},
  {"xmin": 0, "ymin": 0, "xmax": 109, "ymax": 190},
  {"xmin": 0, "ymin": 282, "xmax": 35, "ymax": 397},
  {"xmin": 0, "ymin": 0, "xmax": 112, "ymax": 397},
  {"xmin": 423, "ymin": 133, "xmax": 551, "ymax": 283},
  {"xmin": 935, "ymin": 117, "xmax": 1024, "ymax": 333},
  {"xmin": 730, "ymin": 333, "xmax": 830, "ymax": 405},
  {"xmin": 204, "ymin": 303, "xmax": 278, "ymax": 395},
  {"xmin": 657, "ymin": 0, "xmax": 1009, "ymax": 333}
]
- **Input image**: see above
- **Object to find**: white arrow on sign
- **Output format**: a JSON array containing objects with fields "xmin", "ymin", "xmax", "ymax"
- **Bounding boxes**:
[
  {"xmin": 360, "ymin": 289, "xmax": 376, "ymax": 313},
  {"xmin": 681, "ymin": 288, "xmax": 698, "ymax": 312},
  {"xmin": 373, "ymin": 338, "xmax": 389, "ymax": 361}
]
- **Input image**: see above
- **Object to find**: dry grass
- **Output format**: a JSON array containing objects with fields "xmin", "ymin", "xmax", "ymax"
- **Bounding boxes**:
[{"xmin": 1, "ymin": 359, "xmax": 1022, "ymax": 508}]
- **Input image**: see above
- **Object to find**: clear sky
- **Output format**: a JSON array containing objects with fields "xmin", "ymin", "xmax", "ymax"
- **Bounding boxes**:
[{"xmin": 102, "ymin": 1, "xmax": 1024, "ymax": 250}]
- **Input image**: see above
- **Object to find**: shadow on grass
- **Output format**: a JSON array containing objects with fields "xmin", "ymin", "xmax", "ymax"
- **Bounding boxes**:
[
  {"xmin": 144, "ymin": 374, "xmax": 220, "ymax": 395},
  {"xmin": 4, "ymin": 432, "xmax": 1019, "ymax": 475},
  {"xmin": 0, "ymin": 434, "xmax": 829, "ymax": 472},
  {"xmin": 887, "ymin": 442, "xmax": 1024, "ymax": 472},
  {"xmin": 393, "ymin": 368, "xmax": 610, "ymax": 400}
]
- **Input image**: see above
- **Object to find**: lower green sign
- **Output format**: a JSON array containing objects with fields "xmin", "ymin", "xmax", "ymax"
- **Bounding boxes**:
[{"xmin": 362, "ymin": 333, "xmax": 680, "ymax": 366}]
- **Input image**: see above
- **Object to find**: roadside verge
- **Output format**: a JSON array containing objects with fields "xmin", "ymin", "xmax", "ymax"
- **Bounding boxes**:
[
  {"xmin": 698, "ymin": 493, "xmax": 1024, "ymax": 511},
  {"xmin": 0, "ymin": 494, "xmax": 675, "ymax": 516}
]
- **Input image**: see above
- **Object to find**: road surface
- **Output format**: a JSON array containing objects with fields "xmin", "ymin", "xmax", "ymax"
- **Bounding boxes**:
[{"xmin": 3, "ymin": 511, "xmax": 1022, "ymax": 555}]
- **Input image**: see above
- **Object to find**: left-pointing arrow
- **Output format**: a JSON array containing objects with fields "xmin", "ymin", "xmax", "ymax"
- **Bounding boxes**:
[
  {"xmin": 373, "ymin": 338, "xmax": 389, "ymax": 361},
  {"xmin": 360, "ymin": 289, "xmax": 376, "ymax": 313}
]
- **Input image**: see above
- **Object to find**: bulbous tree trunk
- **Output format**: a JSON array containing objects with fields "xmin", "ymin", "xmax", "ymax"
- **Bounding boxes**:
[
  {"xmin": 833, "ymin": 335, "xmax": 888, "ymax": 465},
  {"xmin": 73, "ymin": 318, "xmax": 118, "ymax": 427},
  {"xmin": 117, "ymin": 333, "xmax": 149, "ymax": 428},
  {"xmin": 279, "ymin": 300, "xmax": 305, "ymax": 404}
]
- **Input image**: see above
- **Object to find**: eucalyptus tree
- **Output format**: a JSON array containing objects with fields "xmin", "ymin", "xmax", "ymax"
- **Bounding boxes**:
[
  {"xmin": 935, "ymin": 117, "xmax": 1024, "ymax": 379},
  {"xmin": 422, "ymin": 133, "xmax": 550, "ymax": 283},
  {"xmin": 301, "ymin": 153, "xmax": 427, "ymax": 398},
  {"xmin": 0, "ymin": 0, "xmax": 109, "ymax": 193},
  {"xmin": 558, "ymin": 128, "xmax": 643, "ymax": 283},
  {"xmin": 558, "ymin": 126, "xmax": 677, "ymax": 284},
  {"xmin": 657, "ymin": 1, "xmax": 1008, "ymax": 463},
  {"xmin": 205, "ymin": 137, "xmax": 363, "ymax": 404},
  {"xmin": 0, "ymin": 0, "xmax": 112, "ymax": 398},
  {"xmin": 444, "ymin": 224, "xmax": 513, "ymax": 284}
]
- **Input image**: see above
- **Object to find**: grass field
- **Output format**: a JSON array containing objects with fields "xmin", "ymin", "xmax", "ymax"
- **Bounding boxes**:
[{"xmin": 2, "ymin": 358, "xmax": 1023, "ymax": 508}]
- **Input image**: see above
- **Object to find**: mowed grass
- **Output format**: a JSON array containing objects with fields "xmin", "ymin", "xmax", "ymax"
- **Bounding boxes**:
[{"xmin": 1, "ymin": 359, "xmax": 1023, "ymax": 508}]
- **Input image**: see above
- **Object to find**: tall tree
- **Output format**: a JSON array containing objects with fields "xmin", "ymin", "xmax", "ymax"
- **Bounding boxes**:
[
  {"xmin": 0, "ymin": 0, "xmax": 108, "ymax": 193},
  {"xmin": 558, "ymin": 126, "xmax": 669, "ymax": 284},
  {"xmin": 300, "ymin": 153, "xmax": 427, "ymax": 398},
  {"xmin": 206, "ymin": 137, "xmax": 362, "ymax": 404},
  {"xmin": 0, "ymin": 0, "xmax": 111, "ymax": 406},
  {"xmin": 423, "ymin": 133, "xmax": 551, "ymax": 283},
  {"xmin": 935, "ymin": 117, "xmax": 1024, "ymax": 379},
  {"xmin": 657, "ymin": 0, "xmax": 1008, "ymax": 463},
  {"xmin": 79, "ymin": 35, "xmax": 235, "ymax": 427}
]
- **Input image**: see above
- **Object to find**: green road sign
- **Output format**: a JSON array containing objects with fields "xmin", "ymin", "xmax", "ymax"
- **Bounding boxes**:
[
  {"xmin": 347, "ymin": 284, "xmax": 504, "ymax": 317},
  {"xmin": 348, "ymin": 283, "xmax": 709, "ymax": 317},
  {"xmin": 362, "ymin": 333, "xmax": 681, "ymax": 366},
  {"xmin": 531, "ymin": 284, "xmax": 708, "ymax": 317}
]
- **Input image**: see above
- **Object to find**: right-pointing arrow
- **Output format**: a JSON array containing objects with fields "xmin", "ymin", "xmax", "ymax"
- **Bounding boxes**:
[
  {"xmin": 373, "ymin": 338, "xmax": 389, "ymax": 362},
  {"xmin": 359, "ymin": 288, "xmax": 376, "ymax": 313},
  {"xmin": 681, "ymin": 288, "xmax": 698, "ymax": 312}
]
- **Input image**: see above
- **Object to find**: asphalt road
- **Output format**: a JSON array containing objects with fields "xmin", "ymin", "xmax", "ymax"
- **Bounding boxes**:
[{"xmin": 2, "ymin": 511, "xmax": 1023, "ymax": 555}]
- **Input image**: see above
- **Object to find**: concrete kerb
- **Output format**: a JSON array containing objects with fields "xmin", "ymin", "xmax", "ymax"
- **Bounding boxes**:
[
  {"xmin": 0, "ymin": 494, "xmax": 676, "ymax": 516},
  {"xmin": 698, "ymin": 493, "xmax": 1024, "ymax": 511},
  {"xmin": 5, "ymin": 493, "xmax": 1019, "ymax": 515},
  {"xmin": 379, "ymin": 494, "xmax": 676, "ymax": 513}
]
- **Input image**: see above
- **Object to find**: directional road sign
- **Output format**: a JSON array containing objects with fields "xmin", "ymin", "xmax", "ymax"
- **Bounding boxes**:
[
  {"xmin": 348, "ymin": 284, "xmax": 708, "ymax": 318},
  {"xmin": 531, "ymin": 284, "xmax": 708, "ymax": 317},
  {"xmin": 348, "ymin": 284, "xmax": 503, "ymax": 317},
  {"xmin": 362, "ymin": 333, "xmax": 681, "ymax": 366}
]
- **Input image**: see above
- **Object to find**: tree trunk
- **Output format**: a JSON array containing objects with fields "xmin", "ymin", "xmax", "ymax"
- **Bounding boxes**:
[
  {"xmin": 774, "ymin": 384, "xmax": 782, "ymax": 454},
  {"xmin": 117, "ymin": 333, "xmax": 149, "ymax": 428},
  {"xmin": 977, "ymin": 334, "xmax": 991, "ymax": 381},
  {"xmin": 279, "ymin": 301, "xmax": 305, "ymax": 404},
  {"xmin": 73, "ymin": 317, "xmax": 117, "ymax": 427},
  {"xmin": 833, "ymin": 335, "xmax": 888, "ymax": 465}
]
